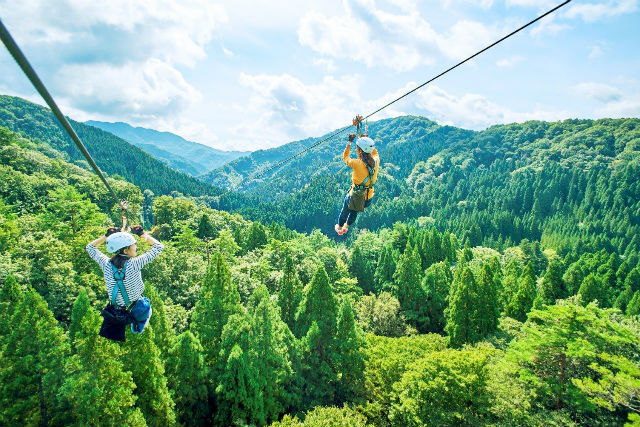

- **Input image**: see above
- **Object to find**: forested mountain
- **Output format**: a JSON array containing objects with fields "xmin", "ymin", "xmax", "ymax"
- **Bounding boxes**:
[
  {"xmin": 0, "ymin": 95, "xmax": 221, "ymax": 197},
  {"xmin": 208, "ymin": 117, "xmax": 640, "ymax": 262},
  {"xmin": 86, "ymin": 120, "xmax": 249, "ymax": 176},
  {"xmin": 1, "ymin": 122, "xmax": 640, "ymax": 427}
]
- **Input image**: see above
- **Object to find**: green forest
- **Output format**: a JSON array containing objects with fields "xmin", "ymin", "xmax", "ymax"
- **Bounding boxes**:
[{"xmin": 1, "ymin": 94, "xmax": 640, "ymax": 427}]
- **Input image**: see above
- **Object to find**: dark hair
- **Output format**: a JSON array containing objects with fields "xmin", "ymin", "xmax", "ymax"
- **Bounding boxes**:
[
  {"xmin": 357, "ymin": 146, "xmax": 376, "ymax": 169},
  {"xmin": 110, "ymin": 249, "xmax": 129, "ymax": 269}
]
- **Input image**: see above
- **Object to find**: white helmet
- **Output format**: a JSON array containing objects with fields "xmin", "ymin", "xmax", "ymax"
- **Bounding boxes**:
[
  {"xmin": 106, "ymin": 232, "xmax": 136, "ymax": 253},
  {"xmin": 356, "ymin": 136, "xmax": 375, "ymax": 154}
]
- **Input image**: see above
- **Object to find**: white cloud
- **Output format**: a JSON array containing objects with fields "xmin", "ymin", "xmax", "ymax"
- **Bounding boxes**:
[
  {"xmin": 228, "ymin": 72, "xmax": 414, "ymax": 149},
  {"xmin": 444, "ymin": 0, "xmax": 495, "ymax": 9},
  {"xmin": 571, "ymin": 81, "xmax": 640, "ymax": 117},
  {"xmin": 571, "ymin": 82, "xmax": 623, "ymax": 103},
  {"xmin": 506, "ymin": 0, "xmax": 556, "ymax": 8},
  {"xmin": 413, "ymin": 85, "xmax": 573, "ymax": 129},
  {"xmin": 0, "ymin": 0, "xmax": 226, "ymax": 124},
  {"xmin": 313, "ymin": 58, "xmax": 338, "ymax": 73},
  {"xmin": 496, "ymin": 55, "xmax": 524, "ymax": 67},
  {"xmin": 530, "ymin": 14, "xmax": 572, "ymax": 37},
  {"xmin": 298, "ymin": 0, "xmax": 500, "ymax": 71},
  {"xmin": 565, "ymin": 0, "xmax": 638, "ymax": 22},
  {"xmin": 588, "ymin": 45, "xmax": 604, "ymax": 59},
  {"xmin": 55, "ymin": 59, "xmax": 202, "ymax": 119}
]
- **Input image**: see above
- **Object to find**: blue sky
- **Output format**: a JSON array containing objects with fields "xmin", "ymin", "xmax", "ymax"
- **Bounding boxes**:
[{"xmin": 0, "ymin": 0, "xmax": 638, "ymax": 151}]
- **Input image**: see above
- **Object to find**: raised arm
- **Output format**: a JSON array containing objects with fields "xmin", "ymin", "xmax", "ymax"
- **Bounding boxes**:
[
  {"xmin": 343, "ymin": 134, "xmax": 356, "ymax": 168},
  {"xmin": 128, "ymin": 232, "xmax": 164, "ymax": 270},
  {"xmin": 86, "ymin": 229, "xmax": 115, "ymax": 269}
]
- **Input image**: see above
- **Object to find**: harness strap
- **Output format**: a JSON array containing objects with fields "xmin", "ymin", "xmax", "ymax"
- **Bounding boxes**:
[{"xmin": 110, "ymin": 260, "xmax": 130, "ymax": 307}]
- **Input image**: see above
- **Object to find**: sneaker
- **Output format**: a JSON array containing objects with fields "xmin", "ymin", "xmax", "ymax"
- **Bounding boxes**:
[{"xmin": 335, "ymin": 224, "xmax": 345, "ymax": 235}]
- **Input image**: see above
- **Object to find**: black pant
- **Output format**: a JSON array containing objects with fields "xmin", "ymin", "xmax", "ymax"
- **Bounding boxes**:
[{"xmin": 337, "ymin": 193, "xmax": 373, "ymax": 227}]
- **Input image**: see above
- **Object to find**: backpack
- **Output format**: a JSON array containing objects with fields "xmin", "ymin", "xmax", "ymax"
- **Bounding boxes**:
[{"xmin": 348, "ymin": 160, "xmax": 376, "ymax": 212}]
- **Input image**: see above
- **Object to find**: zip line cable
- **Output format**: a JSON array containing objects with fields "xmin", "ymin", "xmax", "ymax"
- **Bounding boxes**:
[
  {"xmin": 2, "ymin": 0, "xmax": 572, "ymax": 206},
  {"xmin": 246, "ymin": 0, "xmax": 572, "ymax": 186},
  {"xmin": 0, "ymin": 19, "xmax": 120, "ymax": 204}
]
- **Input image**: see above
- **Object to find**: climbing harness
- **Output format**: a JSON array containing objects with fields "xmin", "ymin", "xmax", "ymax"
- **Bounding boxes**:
[
  {"xmin": 111, "ymin": 260, "xmax": 131, "ymax": 307},
  {"xmin": 348, "ymin": 160, "xmax": 376, "ymax": 212}
]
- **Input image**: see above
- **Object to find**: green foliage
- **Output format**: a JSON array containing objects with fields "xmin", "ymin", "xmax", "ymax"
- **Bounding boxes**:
[
  {"xmin": 506, "ymin": 262, "xmax": 538, "ymax": 322},
  {"xmin": 68, "ymin": 287, "xmax": 91, "ymax": 350},
  {"xmin": 389, "ymin": 347, "xmax": 496, "ymax": 427},
  {"xmin": 506, "ymin": 302, "xmax": 639, "ymax": 425},
  {"xmin": 123, "ymin": 326, "xmax": 177, "ymax": 427},
  {"xmin": 166, "ymin": 331, "xmax": 209, "ymax": 427},
  {"xmin": 393, "ymin": 243, "xmax": 428, "ymax": 332},
  {"xmin": 0, "ymin": 288, "xmax": 70, "ymax": 427},
  {"xmin": 269, "ymin": 406, "xmax": 371, "ymax": 427},
  {"xmin": 61, "ymin": 309, "xmax": 146, "ymax": 427},
  {"xmin": 191, "ymin": 252, "xmax": 243, "ymax": 365},
  {"xmin": 145, "ymin": 283, "xmax": 174, "ymax": 359},
  {"xmin": 421, "ymin": 261, "xmax": 452, "ymax": 334},
  {"xmin": 278, "ymin": 255, "xmax": 303, "ymax": 331},
  {"xmin": 335, "ymin": 298, "xmax": 366, "ymax": 405},
  {"xmin": 295, "ymin": 265, "xmax": 337, "ymax": 339},
  {"xmin": 0, "ymin": 274, "xmax": 22, "ymax": 338},
  {"xmin": 355, "ymin": 292, "xmax": 412, "ymax": 337}
]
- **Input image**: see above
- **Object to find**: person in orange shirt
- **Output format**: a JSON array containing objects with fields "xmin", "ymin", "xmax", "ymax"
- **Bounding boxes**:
[{"xmin": 335, "ymin": 133, "xmax": 380, "ymax": 235}]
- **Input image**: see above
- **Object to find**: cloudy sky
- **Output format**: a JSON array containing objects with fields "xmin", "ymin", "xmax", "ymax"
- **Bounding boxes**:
[{"xmin": 0, "ymin": 0, "xmax": 638, "ymax": 151}]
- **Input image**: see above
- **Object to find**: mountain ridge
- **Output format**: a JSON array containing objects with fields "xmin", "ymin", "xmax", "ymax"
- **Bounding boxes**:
[{"xmin": 86, "ymin": 120, "xmax": 249, "ymax": 176}]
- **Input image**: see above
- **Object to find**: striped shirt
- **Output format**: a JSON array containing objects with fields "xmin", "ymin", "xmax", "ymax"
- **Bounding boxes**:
[{"xmin": 86, "ymin": 242, "xmax": 164, "ymax": 307}]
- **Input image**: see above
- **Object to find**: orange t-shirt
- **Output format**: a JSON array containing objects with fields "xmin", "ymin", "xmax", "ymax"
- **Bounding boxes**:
[{"xmin": 343, "ymin": 144, "xmax": 380, "ymax": 200}]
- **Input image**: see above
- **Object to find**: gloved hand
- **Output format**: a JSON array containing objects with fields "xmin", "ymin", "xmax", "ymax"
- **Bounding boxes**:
[
  {"xmin": 348, "ymin": 133, "xmax": 356, "ymax": 142},
  {"xmin": 105, "ymin": 227, "xmax": 119, "ymax": 237},
  {"xmin": 130, "ymin": 225, "xmax": 145, "ymax": 237}
]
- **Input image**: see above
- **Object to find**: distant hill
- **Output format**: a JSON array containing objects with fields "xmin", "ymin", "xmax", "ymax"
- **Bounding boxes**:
[
  {"xmin": 86, "ymin": 120, "xmax": 249, "ymax": 176},
  {"xmin": 205, "ymin": 115, "xmax": 640, "ymax": 254},
  {"xmin": 0, "ymin": 95, "xmax": 222, "ymax": 197}
]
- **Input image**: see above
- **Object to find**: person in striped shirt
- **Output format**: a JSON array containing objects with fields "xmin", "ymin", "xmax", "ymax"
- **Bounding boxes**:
[{"xmin": 86, "ymin": 225, "xmax": 163, "ymax": 336}]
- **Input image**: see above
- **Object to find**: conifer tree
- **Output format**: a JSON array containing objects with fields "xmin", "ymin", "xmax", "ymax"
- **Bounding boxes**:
[
  {"xmin": 61, "ymin": 309, "xmax": 146, "ymax": 427},
  {"xmin": 393, "ymin": 243, "xmax": 429, "ymax": 331},
  {"xmin": 68, "ymin": 287, "xmax": 91, "ymax": 351},
  {"xmin": 445, "ymin": 266, "xmax": 481, "ymax": 347},
  {"xmin": 278, "ymin": 255, "xmax": 303, "ymax": 331},
  {"xmin": 500, "ymin": 259, "xmax": 521, "ymax": 312},
  {"xmin": 626, "ymin": 291, "xmax": 640, "ymax": 316},
  {"xmin": 578, "ymin": 273, "xmax": 606, "ymax": 306},
  {"xmin": 295, "ymin": 265, "xmax": 337, "ymax": 338},
  {"xmin": 301, "ymin": 321, "xmax": 338, "ymax": 409},
  {"xmin": 215, "ymin": 312, "xmax": 261, "ymax": 426},
  {"xmin": 146, "ymin": 283, "xmax": 174, "ymax": 359},
  {"xmin": 123, "ymin": 327, "xmax": 177, "ymax": 427},
  {"xmin": 166, "ymin": 331, "xmax": 209, "ymax": 427},
  {"xmin": 0, "ymin": 274, "xmax": 22, "ymax": 338},
  {"xmin": 624, "ymin": 267, "xmax": 640, "ymax": 293},
  {"xmin": 0, "ymin": 288, "xmax": 70, "ymax": 427},
  {"xmin": 614, "ymin": 285, "xmax": 634, "ymax": 313},
  {"xmin": 335, "ymin": 298, "xmax": 366, "ymax": 405},
  {"xmin": 191, "ymin": 252, "xmax": 243, "ymax": 366},
  {"xmin": 422, "ymin": 261, "xmax": 453, "ymax": 334},
  {"xmin": 245, "ymin": 221, "xmax": 268, "ymax": 252},
  {"xmin": 349, "ymin": 244, "xmax": 374, "ymax": 294},
  {"xmin": 533, "ymin": 259, "xmax": 565, "ymax": 309},
  {"xmin": 374, "ymin": 245, "xmax": 396, "ymax": 293},
  {"xmin": 477, "ymin": 263, "xmax": 500, "ymax": 337},
  {"xmin": 250, "ymin": 285, "xmax": 295, "ymax": 425},
  {"xmin": 506, "ymin": 262, "xmax": 537, "ymax": 322},
  {"xmin": 196, "ymin": 213, "xmax": 215, "ymax": 240}
]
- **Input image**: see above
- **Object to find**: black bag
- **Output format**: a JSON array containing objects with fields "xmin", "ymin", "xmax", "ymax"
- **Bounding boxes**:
[
  {"xmin": 348, "ymin": 186, "xmax": 368, "ymax": 212},
  {"xmin": 99, "ymin": 304, "xmax": 133, "ymax": 342}
]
